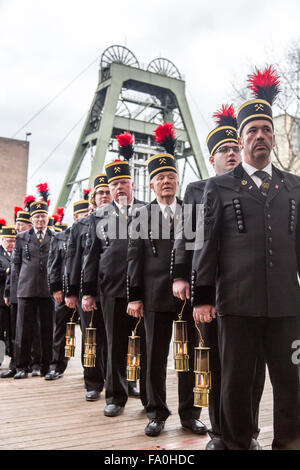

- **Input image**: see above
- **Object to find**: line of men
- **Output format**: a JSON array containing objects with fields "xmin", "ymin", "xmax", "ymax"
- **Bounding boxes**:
[
  {"xmin": 80, "ymin": 65, "xmax": 300, "ymax": 450},
  {"xmin": 0, "ymin": 64, "xmax": 299, "ymax": 450},
  {"xmin": 0, "ymin": 178, "xmax": 139, "ymax": 399}
]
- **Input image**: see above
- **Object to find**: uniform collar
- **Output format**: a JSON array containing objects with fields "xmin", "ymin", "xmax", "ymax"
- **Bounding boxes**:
[
  {"xmin": 33, "ymin": 227, "xmax": 47, "ymax": 236},
  {"xmin": 156, "ymin": 197, "xmax": 177, "ymax": 216},
  {"xmin": 242, "ymin": 161, "xmax": 272, "ymax": 178},
  {"xmin": 114, "ymin": 199, "xmax": 133, "ymax": 212}
]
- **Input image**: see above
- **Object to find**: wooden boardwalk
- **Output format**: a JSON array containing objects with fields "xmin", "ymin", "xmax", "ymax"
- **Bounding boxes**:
[{"xmin": 0, "ymin": 326, "xmax": 274, "ymax": 451}]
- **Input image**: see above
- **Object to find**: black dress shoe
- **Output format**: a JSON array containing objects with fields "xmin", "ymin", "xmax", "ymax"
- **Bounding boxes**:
[
  {"xmin": 104, "ymin": 404, "xmax": 124, "ymax": 417},
  {"xmin": 249, "ymin": 439, "xmax": 262, "ymax": 450},
  {"xmin": 86, "ymin": 390, "xmax": 100, "ymax": 401},
  {"xmin": 181, "ymin": 419, "xmax": 208, "ymax": 435},
  {"xmin": 0, "ymin": 369, "xmax": 16, "ymax": 378},
  {"xmin": 128, "ymin": 383, "xmax": 140, "ymax": 398},
  {"xmin": 145, "ymin": 419, "xmax": 165, "ymax": 437},
  {"xmin": 14, "ymin": 370, "xmax": 28, "ymax": 379},
  {"xmin": 45, "ymin": 370, "xmax": 63, "ymax": 381},
  {"xmin": 205, "ymin": 437, "xmax": 227, "ymax": 450}
]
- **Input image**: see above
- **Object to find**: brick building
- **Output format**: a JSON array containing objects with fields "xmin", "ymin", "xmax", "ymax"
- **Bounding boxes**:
[{"xmin": 0, "ymin": 137, "xmax": 29, "ymax": 225}]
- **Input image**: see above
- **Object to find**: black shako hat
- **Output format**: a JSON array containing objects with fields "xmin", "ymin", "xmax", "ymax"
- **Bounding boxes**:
[
  {"xmin": 93, "ymin": 173, "xmax": 109, "ymax": 189},
  {"xmin": 16, "ymin": 210, "xmax": 31, "ymax": 224},
  {"xmin": 105, "ymin": 160, "xmax": 131, "ymax": 183},
  {"xmin": 73, "ymin": 200, "xmax": 89, "ymax": 215},
  {"xmin": 206, "ymin": 104, "xmax": 238, "ymax": 155},
  {"xmin": 237, "ymin": 65, "xmax": 280, "ymax": 135},
  {"xmin": 147, "ymin": 122, "xmax": 178, "ymax": 180},
  {"xmin": 1, "ymin": 226, "xmax": 17, "ymax": 238},
  {"xmin": 30, "ymin": 200, "xmax": 48, "ymax": 216}
]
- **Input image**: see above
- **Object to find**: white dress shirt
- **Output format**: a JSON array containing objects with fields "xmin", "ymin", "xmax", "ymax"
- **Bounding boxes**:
[
  {"xmin": 242, "ymin": 161, "xmax": 272, "ymax": 187},
  {"xmin": 114, "ymin": 200, "xmax": 133, "ymax": 216},
  {"xmin": 157, "ymin": 198, "xmax": 177, "ymax": 219}
]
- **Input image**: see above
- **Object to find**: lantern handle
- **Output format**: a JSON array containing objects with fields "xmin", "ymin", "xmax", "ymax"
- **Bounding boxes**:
[
  {"xmin": 133, "ymin": 315, "xmax": 141, "ymax": 336},
  {"xmin": 195, "ymin": 321, "xmax": 204, "ymax": 347},
  {"xmin": 70, "ymin": 308, "xmax": 77, "ymax": 323},
  {"xmin": 89, "ymin": 308, "xmax": 95, "ymax": 328},
  {"xmin": 178, "ymin": 298, "xmax": 187, "ymax": 321}
]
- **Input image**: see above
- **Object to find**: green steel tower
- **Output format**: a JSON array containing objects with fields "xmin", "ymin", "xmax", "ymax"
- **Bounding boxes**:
[{"xmin": 56, "ymin": 45, "xmax": 208, "ymax": 208}]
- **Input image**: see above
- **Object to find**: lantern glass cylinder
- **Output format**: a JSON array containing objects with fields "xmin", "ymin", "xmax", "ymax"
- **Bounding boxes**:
[
  {"xmin": 65, "ymin": 321, "xmax": 76, "ymax": 357},
  {"xmin": 193, "ymin": 346, "xmax": 211, "ymax": 408},
  {"xmin": 83, "ymin": 327, "xmax": 97, "ymax": 368},
  {"xmin": 127, "ymin": 335, "xmax": 140, "ymax": 381},
  {"xmin": 173, "ymin": 320, "xmax": 189, "ymax": 372}
]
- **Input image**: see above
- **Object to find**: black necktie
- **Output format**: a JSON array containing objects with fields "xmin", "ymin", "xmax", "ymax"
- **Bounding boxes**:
[
  {"xmin": 37, "ymin": 230, "xmax": 44, "ymax": 242},
  {"xmin": 120, "ymin": 206, "xmax": 131, "ymax": 219},
  {"xmin": 164, "ymin": 206, "xmax": 174, "ymax": 220},
  {"xmin": 254, "ymin": 170, "xmax": 271, "ymax": 197}
]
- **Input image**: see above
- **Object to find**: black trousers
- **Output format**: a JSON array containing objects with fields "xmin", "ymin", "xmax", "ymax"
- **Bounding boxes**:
[
  {"xmin": 6, "ymin": 303, "xmax": 41, "ymax": 371},
  {"xmin": 101, "ymin": 296, "xmax": 147, "ymax": 407},
  {"xmin": 144, "ymin": 307, "xmax": 201, "ymax": 422},
  {"xmin": 80, "ymin": 302, "xmax": 107, "ymax": 392},
  {"xmin": 15, "ymin": 297, "xmax": 54, "ymax": 373},
  {"xmin": 7, "ymin": 303, "xmax": 18, "ymax": 370},
  {"xmin": 50, "ymin": 301, "xmax": 76, "ymax": 373},
  {"xmin": 201, "ymin": 318, "xmax": 265, "ymax": 438},
  {"xmin": 218, "ymin": 315, "xmax": 300, "ymax": 450},
  {"xmin": 0, "ymin": 305, "xmax": 10, "ymax": 355}
]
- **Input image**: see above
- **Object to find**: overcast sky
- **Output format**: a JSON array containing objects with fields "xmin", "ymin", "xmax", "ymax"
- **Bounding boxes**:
[{"xmin": 1, "ymin": 0, "xmax": 299, "ymax": 220}]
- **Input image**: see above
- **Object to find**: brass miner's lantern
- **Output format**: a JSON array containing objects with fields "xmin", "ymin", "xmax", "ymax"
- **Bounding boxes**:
[
  {"xmin": 83, "ymin": 309, "xmax": 97, "ymax": 367},
  {"xmin": 194, "ymin": 323, "xmax": 211, "ymax": 407},
  {"xmin": 65, "ymin": 310, "xmax": 77, "ymax": 358},
  {"xmin": 127, "ymin": 316, "xmax": 141, "ymax": 381},
  {"xmin": 173, "ymin": 299, "xmax": 189, "ymax": 372}
]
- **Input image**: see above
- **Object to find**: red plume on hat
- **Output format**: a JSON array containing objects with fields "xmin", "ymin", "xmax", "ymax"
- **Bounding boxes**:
[
  {"xmin": 56, "ymin": 207, "xmax": 64, "ymax": 223},
  {"xmin": 23, "ymin": 195, "xmax": 36, "ymax": 212},
  {"xmin": 14, "ymin": 206, "xmax": 23, "ymax": 221},
  {"xmin": 36, "ymin": 182, "xmax": 49, "ymax": 203},
  {"xmin": 116, "ymin": 131, "xmax": 134, "ymax": 161},
  {"xmin": 0, "ymin": 218, "xmax": 7, "ymax": 229},
  {"xmin": 213, "ymin": 104, "xmax": 237, "ymax": 129},
  {"xmin": 154, "ymin": 122, "xmax": 176, "ymax": 155},
  {"xmin": 83, "ymin": 188, "xmax": 91, "ymax": 200},
  {"xmin": 247, "ymin": 65, "xmax": 280, "ymax": 105},
  {"xmin": 52, "ymin": 207, "xmax": 64, "ymax": 225},
  {"xmin": 52, "ymin": 214, "xmax": 60, "ymax": 225}
]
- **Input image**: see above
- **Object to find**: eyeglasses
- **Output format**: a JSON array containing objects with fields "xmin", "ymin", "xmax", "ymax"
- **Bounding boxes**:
[
  {"xmin": 216, "ymin": 145, "xmax": 240, "ymax": 154},
  {"xmin": 96, "ymin": 190, "xmax": 111, "ymax": 196}
]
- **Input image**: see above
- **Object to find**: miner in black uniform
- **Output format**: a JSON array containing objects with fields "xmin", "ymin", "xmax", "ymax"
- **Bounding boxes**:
[
  {"xmin": 0, "ymin": 225, "xmax": 16, "ymax": 365},
  {"xmin": 172, "ymin": 105, "xmax": 265, "ymax": 450},
  {"xmin": 81, "ymin": 153, "xmax": 147, "ymax": 417},
  {"xmin": 1, "ymin": 210, "xmax": 34, "ymax": 378},
  {"xmin": 46, "ymin": 208, "xmax": 74, "ymax": 380},
  {"xmin": 13, "ymin": 200, "xmax": 55, "ymax": 379},
  {"xmin": 192, "ymin": 67, "xmax": 300, "ymax": 450},
  {"xmin": 64, "ymin": 176, "xmax": 111, "ymax": 401},
  {"xmin": 127, "ymin": 123, "xmax": 207, "ymax": 437}
]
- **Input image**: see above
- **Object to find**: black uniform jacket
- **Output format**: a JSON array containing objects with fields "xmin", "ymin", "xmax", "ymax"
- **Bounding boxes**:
[
  {"xmin": 82, "ymin": 199, "xmax": 145, "ymax": 299},
  {"xmin": 4, "ymin": 256, "xmax": 18, "ymax": 304},
  {"xmin": 13, "ymin": 228, "xmax": 54, "ymax": 298},
  {"xmin": 191, "ymin": 163, "xmax": 300, "ymax": 318},
  {"xmin": 127, "ymin": 198, "xmax": 183, "ymax": 313},
  {"xmin": 47, "ymin": 227, "xmax": 71, "ymax": 294},
  {"xmin": 0, "ymin": 246, "xmax": 11, "ymax": 306},
  {"xmin": 173, "ymin": 180, "xmax": 206, "ymax": 281},
  {"xmin": 64, "ymin": 216, "xmax": 91, "ymax": 297}
]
